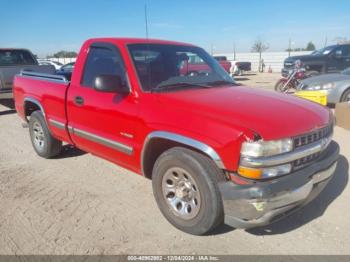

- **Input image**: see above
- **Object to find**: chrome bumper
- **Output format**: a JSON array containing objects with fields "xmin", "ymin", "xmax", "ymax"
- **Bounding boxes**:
[{"xmin": 219, "ymin": 141, "xmax": 339, "ymax": 229}]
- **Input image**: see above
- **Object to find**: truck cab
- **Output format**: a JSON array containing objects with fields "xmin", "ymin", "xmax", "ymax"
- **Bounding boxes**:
[{"xmin": 282, "ymin": 44, "xmax": 350, "ymax": 77}]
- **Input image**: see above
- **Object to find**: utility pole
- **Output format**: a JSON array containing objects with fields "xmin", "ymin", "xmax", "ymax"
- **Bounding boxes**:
[
  {"xmin": 233, "ymin": 43, "xmax": 236, "ymax": 60},
  {"xmin": 324, "ymin": 36, "xmax": 328, "ymax": 47},
  {"xmin": 288, "ymin": 38, "xmax": 291, "ymax": 57},
  {"xmin": 144, "ymin": 4, "xmax": 149, "ymax": 39},
  {"xmin": 210, "ymin": 43, "xmax": 214, "ymax": 55}
]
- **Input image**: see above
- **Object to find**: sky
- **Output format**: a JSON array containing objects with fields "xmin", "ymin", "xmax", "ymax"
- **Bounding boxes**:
[{"xmin": 1, "ymin": 0, "xmax": 349, "ymax": 57}]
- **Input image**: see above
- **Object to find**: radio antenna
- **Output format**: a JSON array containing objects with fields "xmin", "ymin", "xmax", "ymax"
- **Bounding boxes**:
[{"xmin": 144, "ymin": 4, "xmax": 149, "ymax": 39}]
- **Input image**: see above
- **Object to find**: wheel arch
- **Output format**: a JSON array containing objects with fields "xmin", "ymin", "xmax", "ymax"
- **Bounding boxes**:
[
  {"xmin": 340, "ymin": 86, "xmax": 350, "ymax": 102},
  {"xmin": 141, "ymin": 131, "xmax": 225, "ymax": 179},
  {"xmin": 24, "ymin": 97, "xmax": 45, "ymax": 121}
]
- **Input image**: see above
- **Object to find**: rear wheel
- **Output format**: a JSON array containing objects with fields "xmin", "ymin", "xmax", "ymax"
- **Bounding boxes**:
[
  {"xmin": 152, "ymin": 147, "xmax": 224, "ymax": 235},
  {"xmin": 341, "ymin": 88, "xmax": 350, "ymax": 102},
  {"xmin": 29, "ymin": 111, "xmax": 62, "ymax": 158}
]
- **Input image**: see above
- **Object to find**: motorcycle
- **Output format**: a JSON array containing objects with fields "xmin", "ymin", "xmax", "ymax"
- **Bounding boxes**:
[{"xmin": 275, "ymin": 60, "xmax": 306, "ymax": 93}]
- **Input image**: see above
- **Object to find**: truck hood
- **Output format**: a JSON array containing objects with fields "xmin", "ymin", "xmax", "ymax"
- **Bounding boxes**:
[
  {"xmin": 156, "ymin": 86, "xmax": 331, "ymax": 140},
  {"xmin": 285, "ymin": 54, "xmax": 324, "ymax": 63},
  {"xmin": 301, "ymin": 73, "xmax": 350, "ymax": 85}
]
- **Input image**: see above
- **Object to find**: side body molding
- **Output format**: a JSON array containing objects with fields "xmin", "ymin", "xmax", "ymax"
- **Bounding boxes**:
[{"xmin": 141, "ymin": 131, "xmax": 226, "ymax": 172}]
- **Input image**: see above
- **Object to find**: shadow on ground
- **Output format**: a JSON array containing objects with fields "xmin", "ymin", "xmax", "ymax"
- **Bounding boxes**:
[
  {"xmin": 0, "ymin": 99, "xmax": 16, "ymax": 116},
  {"xmin": 234, "ymin": 77, "xmax": 250, "ymax": 81},
  {"xmin": 247, "ymin": 155, "xmax": 348, "ymax": 235},
  {"xmin": 54, "ymin": 144, "xmax": 87, "ymax": 159}
]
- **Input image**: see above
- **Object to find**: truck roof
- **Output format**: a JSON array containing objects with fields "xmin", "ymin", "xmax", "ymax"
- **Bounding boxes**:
[
  {"xmin": 86, "ymin": 37, "xmax": 195, "ymax": 47},
  {"xmin": 0, "ymin": 48, "xmax": 33, "ymax": 51}
]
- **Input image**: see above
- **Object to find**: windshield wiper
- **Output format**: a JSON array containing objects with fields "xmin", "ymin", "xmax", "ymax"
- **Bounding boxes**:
[{"xmin": 152, "ymin": 82, "xmax": 212, "ymax": 91}]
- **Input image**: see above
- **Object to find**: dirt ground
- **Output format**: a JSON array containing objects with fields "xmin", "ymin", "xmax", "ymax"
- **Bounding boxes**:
[{"xmin": 0, "ymin": 73, "xmax": 349, "ymax": 255}]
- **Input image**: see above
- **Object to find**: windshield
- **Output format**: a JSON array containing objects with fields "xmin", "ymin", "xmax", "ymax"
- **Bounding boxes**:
[
  {"xmin": 342, "ymin": 68, "xmax": 350, "ymax": 75},
  {"xmin": 0, "ymin": 50, "xmax": 37, "ymax": 66},
  {"xmin": 128, "ymin": 44, "xmax": 235, "ymax": 91},
  {"xmin": 311, "ymin": 46, "xmax": 335, "ymax": 56}
]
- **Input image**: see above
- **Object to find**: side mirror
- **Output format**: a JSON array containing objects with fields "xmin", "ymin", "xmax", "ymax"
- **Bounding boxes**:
[{"xmin": 93, "ymin": 74, "xmax": 130, "ymax": 94}]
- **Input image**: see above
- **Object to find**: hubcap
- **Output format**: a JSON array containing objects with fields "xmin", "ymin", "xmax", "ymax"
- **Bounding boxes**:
[
  {"xmin": 162, "ymin": 167, "xmax": 201, "ymax": 220},
  {"xmin": 32, "ymin": 121, "xmax": 45, "ymax": 149}
]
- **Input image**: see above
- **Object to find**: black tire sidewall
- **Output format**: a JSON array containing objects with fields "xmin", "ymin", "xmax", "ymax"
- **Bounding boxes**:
[
  {"xmin": 29, "ymin": 111, "xmax": 60, "ymax": 158},
  {"xmin": 152, "ymin": 148, "xmax": 223, "ymax": 235},
  {"xmin": 29, "ymin": 111, "xmax": 49, "ymax": 156},
  {"xmin": 341, "ymin": 88, "xmax": 350, "ymax": 102},
  {"xmin": 275, "ymin": 79, "xmax": 287, "ymax": 91}
]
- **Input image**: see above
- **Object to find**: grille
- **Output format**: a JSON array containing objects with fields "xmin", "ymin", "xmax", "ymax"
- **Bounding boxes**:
[
  {"xmin": 292, "ymin": 124, "xmax": 333, "ymax": 169},
  {"xmin": 293, "ymin": 152, "xmax": 322, "ymax": 170},
  {"xmin": 284, "ymin": 61, "xmax": 294, "ymax": 69},
  {"xmin": 293, "ymin": 124, "xmax": 333, "ymax": 149}
]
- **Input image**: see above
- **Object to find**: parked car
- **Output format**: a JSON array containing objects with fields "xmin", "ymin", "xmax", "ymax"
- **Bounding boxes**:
[
  {"xmin": 298, "ymin": 67, "xmax": 350, "ymax": 103},
  {"xmin": 14, "ymin": 38, "xmax": 339, "ymax": 235},
  {"xmin": 37, "ymin": 59, "xmax": 63, "ymax": 70},
  {"xmin": 282, "ymin": 44, "xmax": 350, "ymax": 77},
  {"xmin": 55, "ymin": 62, "xmax": 75, "ymax": 81},
  {"xmin": 0, "ymin": 49, "xmax": 55, "ymax": 99},
  {"xmin": 230, "ymin": 61, "xmax": 252, "ymax": 76},
  {"xmin": 213, "ymin": 56, "xmax": 232, "ymax": 73}
]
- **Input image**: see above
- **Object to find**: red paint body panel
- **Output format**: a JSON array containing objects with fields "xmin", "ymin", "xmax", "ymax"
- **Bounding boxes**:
[{"xmin": 13, "ymin": 38, "xmax": 332, "ymax": 174}]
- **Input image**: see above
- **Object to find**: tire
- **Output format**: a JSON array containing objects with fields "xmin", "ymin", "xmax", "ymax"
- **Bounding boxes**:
[
  {"xmin": 29, "ymin": 110, "xmax": 62, "ymax": 158},
  {"xmin": 275, "ymin": 79, "xmax": 292, "ymax": 92},
  {"xmin": 152, "ymin": 147, "xmax": 225, "ymax": 235},
  {"xmin": 340, "ymin": 88, "xmax": 350, "ymax": 102}
]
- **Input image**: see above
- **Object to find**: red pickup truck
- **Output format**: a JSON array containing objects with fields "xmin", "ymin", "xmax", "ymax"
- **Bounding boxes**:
[{"xmin": 14, "ymin": 38, "xmax": 339, "ymax": 235}]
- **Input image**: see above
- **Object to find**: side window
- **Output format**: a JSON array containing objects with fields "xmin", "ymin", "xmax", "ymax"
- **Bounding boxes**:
[
  {"xmin": 335, "ymin": 46, "xmax": 350, "ymax": 58},
  {"xmin": 188, "ymin": 54, "xmax": 204, "ymax": 64},
  {"xmin": 81, "ymin": 46, "xmax": 126, "ymax": 88},
  {"xmin": 342, "ymin": 46, "xmax": 350, "ymax": 57}
]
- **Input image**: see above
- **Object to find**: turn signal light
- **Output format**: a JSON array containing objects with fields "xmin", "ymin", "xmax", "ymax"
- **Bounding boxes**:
[{"xmin": 238, "ymin": 166, "xmax": 263, "ymax": 179}]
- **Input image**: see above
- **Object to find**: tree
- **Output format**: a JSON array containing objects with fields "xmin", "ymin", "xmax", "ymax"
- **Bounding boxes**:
[
  {"xmin": 251, "ymin": 39, "xmax": 269, "ymax": 72},
  {"xmin": 52, "ymin": 50, "xmax": 78, "ymax": 58},
  {"xmin": 306, "ymin": 42, "xmax": 316, "ymax": 51}
]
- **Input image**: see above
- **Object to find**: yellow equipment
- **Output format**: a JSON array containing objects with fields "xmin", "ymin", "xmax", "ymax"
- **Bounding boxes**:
[{"xmin": 294, "ymin": 90, "xmax": 327, "ymax": 106}]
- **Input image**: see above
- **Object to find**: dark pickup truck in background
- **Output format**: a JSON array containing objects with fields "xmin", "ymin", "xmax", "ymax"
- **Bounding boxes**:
[
  {"xmin": 0, "ymin": 49, "xmax": 55, "ymax": 99},
  {"xmin": 282, "ymin": 44, "xmax": 350, "ymax": 77}
]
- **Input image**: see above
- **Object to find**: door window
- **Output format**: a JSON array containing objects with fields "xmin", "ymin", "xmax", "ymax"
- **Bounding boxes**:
[{"xmin": 81, "ymin": 46, "xmax": 126, "ymax": 88}]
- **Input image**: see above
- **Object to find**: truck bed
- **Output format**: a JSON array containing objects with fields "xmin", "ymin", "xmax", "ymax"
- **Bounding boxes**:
[
  {"xmin": 0, "ymin": 65, "xmax": 55, "ymax": 98},
  {"xmin": 14, "ymin": 71, "xmax": 71, "ymax": 142}
]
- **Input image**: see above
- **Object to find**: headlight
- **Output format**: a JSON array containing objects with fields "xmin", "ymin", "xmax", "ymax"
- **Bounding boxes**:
[
  {"xmin": 241, "ymin": 138, "xmax": 293, "ymax": 157},
  {"xmin": 238, "ymin": 138, "xmax": 293, "ymax": 180},
  {"xmin": 322, "ymin": 82, "xmax": 335, "ymax": 90},
  {"xmin": 306, "ymin": 82, "xmax": 334, "ymax": 90}
]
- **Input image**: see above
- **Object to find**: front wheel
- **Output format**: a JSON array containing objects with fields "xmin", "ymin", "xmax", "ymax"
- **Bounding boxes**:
[
  {"xmin": 152, "ymin": 147, "xmax": 224, "ymax": 235},
  {"xmin": 275, "ymin": 79, "xmax": 294, "ymax": 93},
  {"xmin": 29, "ymin": 111, "xmax": 62, "ymax": 158}
]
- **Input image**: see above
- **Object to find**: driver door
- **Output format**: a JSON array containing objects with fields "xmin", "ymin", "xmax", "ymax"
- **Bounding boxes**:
[{"xmin": 66, "ymin": 42, "xmax": 138, "ymax": 170}]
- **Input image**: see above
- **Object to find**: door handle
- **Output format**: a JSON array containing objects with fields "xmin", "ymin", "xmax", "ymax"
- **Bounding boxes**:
[{"xmin": 74, "ymin": 96, "xmax": 84, "ymax": 105}]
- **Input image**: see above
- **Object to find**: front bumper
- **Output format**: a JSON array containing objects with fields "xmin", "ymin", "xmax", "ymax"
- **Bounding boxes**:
[{"xmin": 219, "ymin": 141, "xmax": 339, "ymax": 229}]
